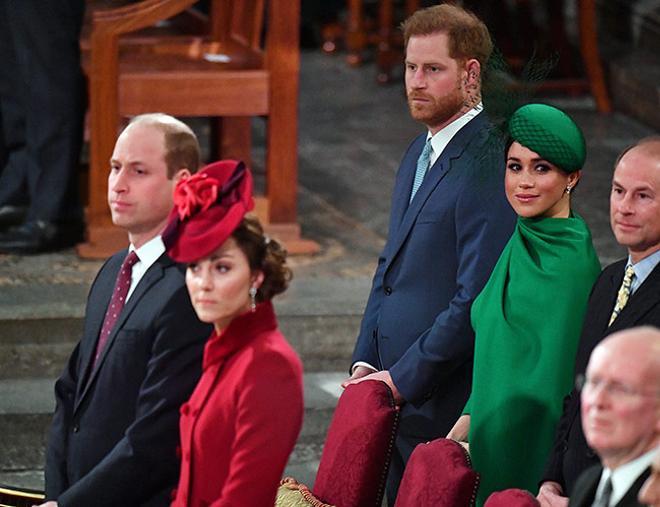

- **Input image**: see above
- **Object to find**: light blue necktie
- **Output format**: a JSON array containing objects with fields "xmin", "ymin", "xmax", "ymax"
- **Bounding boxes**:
[{"xmin": 410, "ymin": 138, "xmax": 433, "ymax": 203}]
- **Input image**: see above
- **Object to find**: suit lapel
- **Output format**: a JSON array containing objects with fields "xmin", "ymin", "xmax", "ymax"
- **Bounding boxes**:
[
  {"xmin": 385, "ymin": 114, "xmax": 486, "ymax": 271},
  {"xmin": 75, "ymin": 254, "xmax": 171, "ymax": 412},
  {"xmin": 615, "ymin": 466, "xmax": 650, "ymax": 506},
  {"xmin": 77, "ymin": 253, "xmax": 126, "ymax": 395},
  {"xmin": 571, "ymin": 466, "xmax": 602, "ymax": 507},
  {"xmin": 388, "ymin": 134, "xmax": 426, "ymax": 235},
  {"xmin": 612, "ymin": 261, "xmax": 660, "ymax": 331}
]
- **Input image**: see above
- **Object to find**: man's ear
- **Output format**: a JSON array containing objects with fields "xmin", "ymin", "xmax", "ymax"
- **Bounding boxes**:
[
  {"xmin": 464, "ymin": 59, "xmax": 481, "ymax": 87},
  {"xmin": 173, "ymin": 168, "xmax": 191, "ymax": 182}
]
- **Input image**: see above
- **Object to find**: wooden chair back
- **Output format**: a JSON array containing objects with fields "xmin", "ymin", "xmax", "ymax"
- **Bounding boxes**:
[{"xmin": 80, "ymin": 0, "xmax": 311, "ymax": 258}]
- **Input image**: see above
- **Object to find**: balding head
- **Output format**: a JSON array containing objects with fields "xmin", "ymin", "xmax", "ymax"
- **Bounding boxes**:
[
  {"xmin": 582, "ymin": 327, "xmax": 660, "ymax": 468},
  {"xmin": 124, "ymin": 113, "xmax": 200, "ymax": 178},
  {"xmin": 580, "ymin": 326, "xmax": 660, "ymax": 469}
]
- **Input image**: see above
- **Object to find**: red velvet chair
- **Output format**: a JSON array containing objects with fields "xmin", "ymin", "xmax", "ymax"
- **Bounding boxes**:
[
  {"xmin": 278, "ymin": 379, "xmax": 399, "ymax": 507},
  {"xmin": 484, "ymin": 488, "xmax": 541, "ymax": 506},
  {"xmin": 394, "ymin": 438, "xmax": 479, "ymax": 507},
  {"xmin": 313, "ymin": 379, "xmax": 400, "ymax": 507}
]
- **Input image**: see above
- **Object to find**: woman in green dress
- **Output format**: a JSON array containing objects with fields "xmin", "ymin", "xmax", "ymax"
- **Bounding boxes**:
[{"xmin": 447, "ymin": 103, "xmax": 601, "ymax": 505}]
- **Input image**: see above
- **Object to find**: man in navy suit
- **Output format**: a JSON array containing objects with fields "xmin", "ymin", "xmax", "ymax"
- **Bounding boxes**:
[
  {"xmin": 567, "ymin": 327, "xmax": 659, "ymax": 507},
  {"xmin": 343, "ymin": 4, "xmax": 515, "ymax": 502},
  {"xmin": 539, "ymin": 138, "xmax": 660, "ymax": 507},
  {"xmin": 41, "ymin": 114, "xmax": 211, "ymax": 506}
]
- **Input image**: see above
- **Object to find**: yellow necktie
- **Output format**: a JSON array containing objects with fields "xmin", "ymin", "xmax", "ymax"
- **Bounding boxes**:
[{"xmin": 609, "ymin": 265, "xmax": 635, "ymax": 326}]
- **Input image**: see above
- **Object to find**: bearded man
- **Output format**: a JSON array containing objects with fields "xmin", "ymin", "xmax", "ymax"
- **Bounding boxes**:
[{"xmin": 342, "ymin": 4, "xmax": 516, "ymax": 503}]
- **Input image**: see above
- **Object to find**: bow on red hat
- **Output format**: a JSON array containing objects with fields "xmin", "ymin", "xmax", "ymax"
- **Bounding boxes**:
[{"xmin": 163, "ymin": 160, "xmax": 254, "ymax": 263}]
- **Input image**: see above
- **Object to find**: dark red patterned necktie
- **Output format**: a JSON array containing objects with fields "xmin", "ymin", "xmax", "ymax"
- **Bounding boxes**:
[{"xmin": 93, "ymin": 251, "xmax": 140, "ymax": 367}]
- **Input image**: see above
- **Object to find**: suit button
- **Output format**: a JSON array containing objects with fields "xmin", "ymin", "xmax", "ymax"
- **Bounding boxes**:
[
  {"xmin": 72, "ymin": 425, "xmax": 80, "ymax": 433},
  {"xmin": 180, "ymin": 403, "xmax": 190, "ymax": 416},
  {"xmin": 384, "ymin": 286, "xmax": 392, "ymax": 295}
]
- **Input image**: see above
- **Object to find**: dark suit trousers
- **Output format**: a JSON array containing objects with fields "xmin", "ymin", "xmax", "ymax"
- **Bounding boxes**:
[{"xmin": 0, "ymin": 0, "xmax": 85, "ymax": 223}]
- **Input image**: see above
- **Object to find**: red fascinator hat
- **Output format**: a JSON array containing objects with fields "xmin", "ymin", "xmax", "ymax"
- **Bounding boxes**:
[{"xmin": 163, "ymin": 160, "xmax": 254, "ymax": 263}]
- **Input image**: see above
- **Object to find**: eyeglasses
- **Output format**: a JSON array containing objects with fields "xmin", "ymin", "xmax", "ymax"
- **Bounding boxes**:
[{"xmin": 576, "ymin": 374, "xmax": 660, "ymax": 401}]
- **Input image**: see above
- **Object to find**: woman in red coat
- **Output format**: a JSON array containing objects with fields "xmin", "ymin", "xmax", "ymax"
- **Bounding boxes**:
[{"xmin": 163, "ymin": 160, "xmax": 304, "ymax": 507}]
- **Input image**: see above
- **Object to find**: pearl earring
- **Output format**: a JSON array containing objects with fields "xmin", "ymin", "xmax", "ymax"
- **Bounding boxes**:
[
  {"xmin": 249, "ymin": 286, "xmax": 257, "ymax": 312},
  {"xmin": 565, "ymin": 186, "xmax": 572, "ymax": 195}
]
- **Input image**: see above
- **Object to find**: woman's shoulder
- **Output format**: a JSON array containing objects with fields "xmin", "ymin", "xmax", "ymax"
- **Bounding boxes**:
[{"xmin": 235, "ymin": 327, "xmax": 303, "ymax": 378}]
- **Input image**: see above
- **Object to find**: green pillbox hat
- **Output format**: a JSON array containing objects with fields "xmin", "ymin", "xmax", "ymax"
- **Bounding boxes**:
[{"xmin": 508, "ymin": 104, "xmax": 586, "ymax": 172}]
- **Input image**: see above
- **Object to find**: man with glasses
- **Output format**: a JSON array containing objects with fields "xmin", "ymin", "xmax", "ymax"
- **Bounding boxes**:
[
  {"xmin": 539, "ymin": 137, "xmax": 660, "ymax": 507},
  {"xmin": 568, "ymin": 326, "xmax": 660, "ymax": 507}
]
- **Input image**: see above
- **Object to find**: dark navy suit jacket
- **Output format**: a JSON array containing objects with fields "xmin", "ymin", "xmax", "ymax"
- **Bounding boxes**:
[
  {"xmin": 45, "ymin": 249, "xmax": 211, "ymax": 506},
  {"xmin": 542, "ymin": 260, "xmax": 660, "ymax": 495},
  {"xmin": 352, "ymin": 113, "xmax": 516, "ymax": 439}
]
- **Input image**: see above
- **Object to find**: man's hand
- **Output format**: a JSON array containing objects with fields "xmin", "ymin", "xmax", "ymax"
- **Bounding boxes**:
[
  {"xmin": 342, "ymin": 369, "xmax": 404, "ymax": 405},
  {"xmin": 447, "ymin": 414, "xmax": 470, "ymax": 441},
  {"xmin": 34, "ymin": 502, "xmax": 57, "ymax": 507},
  {"xmin": 341, "ymin": 365, "xmax": 375, "ymax": 387},
  {"xmin": 537, "ymin": 481, "xmax": 568, "ymax": 507}
]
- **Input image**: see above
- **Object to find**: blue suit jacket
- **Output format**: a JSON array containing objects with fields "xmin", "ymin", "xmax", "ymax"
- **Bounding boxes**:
[
  {"xmin": 45, "ymin": 250, "xmax": 212, "ymax": 506},
  {"xmin": 352, "ymin": 113, "xmax": 516, "ymax": 438}
]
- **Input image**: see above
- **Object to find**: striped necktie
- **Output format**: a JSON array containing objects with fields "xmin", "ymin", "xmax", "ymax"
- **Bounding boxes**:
[
  {"xmin": 609, "ymin": 265, "xmax": 635, "ymax": 326},
  {"xmin": 410, "ymin": 138, "xmax": 433, "ymax": 203}
]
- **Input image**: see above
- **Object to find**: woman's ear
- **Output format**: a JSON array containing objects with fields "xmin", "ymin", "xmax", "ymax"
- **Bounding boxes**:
[
  {"xmin": 567, "ymin": 170, "xmax": 581, "ymax": 189},
  {"xmin": 251, "ymin": 270, "xmax": 265, "ymax": 290}
]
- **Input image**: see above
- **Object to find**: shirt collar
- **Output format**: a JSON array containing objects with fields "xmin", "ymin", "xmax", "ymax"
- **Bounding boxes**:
[
  {"xmin": 627, "ymin": 248, "xmax": 660, "ymax": 293},
  {"xmin": 426, "ymin": 102, "xmax": 483, "ymax": 166},
  {"xmin": 600, "ymin": 448, "xmax": 656, "ymax": 506},
  {"xmin": 130, "ymin": 235, "xmax": 165, "ymax": 271}
]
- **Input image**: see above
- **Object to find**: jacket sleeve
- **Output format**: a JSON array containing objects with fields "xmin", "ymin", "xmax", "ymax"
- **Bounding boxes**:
[
  {"xmin": 351, "ymin": 253, "xmax": 387, "ymax": 370},
  {"xmin": 45, "ymin": 255, "xmax": 116, "ymax": 501},
  {"xmin": 213, "ymin": 349, "xmax": 304, "ymax": 506},
  {"xmin": 390, "ymin": 168, "xmax": 515, "ymax": 406},
  {"xmin": 57, "ymin": 286, "xmax": 209, "ymax": 507},
  {"xmin": 351, "ymin": 136, "xmax": 421, "ymax": 372},
  {"xmin": 45, "ymin": 342, "xmax": 80, "ymax": 499},
  {"xmin": 540, "ymin": 389, "xmax": 578, "ymax": 488}
]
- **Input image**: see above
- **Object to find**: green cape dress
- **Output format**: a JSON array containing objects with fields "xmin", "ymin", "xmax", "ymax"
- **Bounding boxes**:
[{"xmin": 465, "ymin": 214, "xmax": 601, "ymax": 505}]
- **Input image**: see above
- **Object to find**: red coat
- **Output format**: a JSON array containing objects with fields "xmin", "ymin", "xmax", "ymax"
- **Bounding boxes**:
[{"xmin": 171, "ymin": 301, "xmax": 304, "ymax": 507}]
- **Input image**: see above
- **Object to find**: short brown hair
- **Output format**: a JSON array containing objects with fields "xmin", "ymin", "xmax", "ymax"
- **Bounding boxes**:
[
  {"xmin": 232, "ymin": 216, "xmax": 292, "ymax": 302},
  {"xmin": 402, "ymin": 4, "xmax": 493, "ymax": 68},
  {"xmin": 128, "ymin": 113, "xmax": 201, "ymax": 178}
]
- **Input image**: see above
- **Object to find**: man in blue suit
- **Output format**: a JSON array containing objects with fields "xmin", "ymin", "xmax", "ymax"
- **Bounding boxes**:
[{"xmin": 343, "ymin": 4, "xmax": 515, "ymax": 503}]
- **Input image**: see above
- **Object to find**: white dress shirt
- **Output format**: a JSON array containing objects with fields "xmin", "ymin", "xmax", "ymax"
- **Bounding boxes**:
[{"xmin": 126, "ymin": 235, "xmax": 166, "ymax": 302}]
